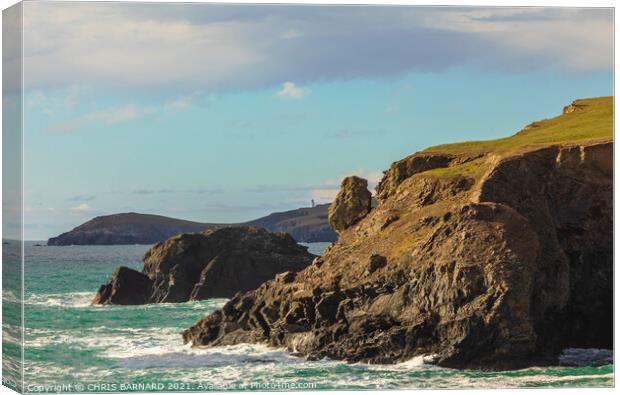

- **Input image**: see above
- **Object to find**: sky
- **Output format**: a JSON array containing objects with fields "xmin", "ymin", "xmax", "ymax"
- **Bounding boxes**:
[{"xmin": 11, "ymin": 3, "xmax": 614, "ymax": 240}]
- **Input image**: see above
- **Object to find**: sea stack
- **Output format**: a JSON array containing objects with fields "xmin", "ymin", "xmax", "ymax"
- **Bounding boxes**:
[
  {"xmin": 93, "ymin": 227, "xmax": 317, "ymax": 305},
  {"xmin": 182, "ymin": 97, "xmax": 613, "ymax": 370},
  {"xmin": 328, "ymin": 175, "xmax": 372, "ymax": 233}
]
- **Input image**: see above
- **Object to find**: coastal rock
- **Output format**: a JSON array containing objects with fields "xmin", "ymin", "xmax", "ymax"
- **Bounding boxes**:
[
  {"xmin": 562, "ymin": 101, "xmax": 587, "ymax": 114},
  {"xmin": 477, "ymin": 143, "xmax": 613, "ymax": 351},
  {"xmin": 328, "ymin": 176, "xmax": 372, "ymax": 233},
  {"xmin": 183, "ymin": 98, "xmax": 612, "ymax": 370},
  {"xmin": 91, "ymin": 266, "xmax": 153, "ymax": 305},
  {"xmin": 375, "ymin": 153, "xmax": 453, "ymax": 200},
  {"xmin": 93, "ymin": 227, "xmax": 316, "ymax": 304}
]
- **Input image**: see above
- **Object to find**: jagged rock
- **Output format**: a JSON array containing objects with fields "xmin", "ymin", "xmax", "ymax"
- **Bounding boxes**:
[
  {"xmin": 183, "ymin": 98, "xmax": 612, "ymax": 370},
  {"xmin": 328, "ymin": 176, "xmax": 372, "ymax": 233},
  {"xmin": 562, "ymin": 101, "xmax": 587, "ymax": 114},
  {"xmin": 375, "ymin": 153, "xmax": 454, "ymax": 200},
  {"xmin": 93, "ymin": 227, "xmax": 316, "ymax": 305},
  {"xmin": 91, "ymin": 266, "xmax": 153, "ymax": 305},
  {"xmin": 367, "ymin": 255, "xmax": 387, "ymax": 274}
]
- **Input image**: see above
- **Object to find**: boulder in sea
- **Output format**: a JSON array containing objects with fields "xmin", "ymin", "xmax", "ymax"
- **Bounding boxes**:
[{"xmin": 92, "ymin": 227, "xmax": 316, "ymax": 305}]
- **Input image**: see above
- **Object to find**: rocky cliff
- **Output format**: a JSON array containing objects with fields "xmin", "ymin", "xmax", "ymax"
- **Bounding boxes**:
[
  {"xmin": 92, "ymin": 227, "xmax": 316, "ymax": 305},
  {"xmin": 182, "ymin": 97, "xmax": 613, "ymax": 370},
  {"xmin": 48, "ymin": 204, "xmax": 337, "ymax": 246}
]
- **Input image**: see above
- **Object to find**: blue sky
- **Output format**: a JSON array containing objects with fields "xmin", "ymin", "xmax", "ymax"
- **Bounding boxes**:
[{"xmin": 16, "ymin": 3, "xmax": 613, "ymax": 240}]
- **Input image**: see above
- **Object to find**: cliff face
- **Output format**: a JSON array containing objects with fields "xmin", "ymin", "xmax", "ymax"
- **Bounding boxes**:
[
  {"xmin": 92, "ymin": 227, "xmax": 316, "ymax": 305},
  {"xmin": 478, "ymin": 143, "xmax": 612, "ymax": 353},
  {"xmin": 182, "ymin": 97, "xmax": 613, "ymax": 370}
]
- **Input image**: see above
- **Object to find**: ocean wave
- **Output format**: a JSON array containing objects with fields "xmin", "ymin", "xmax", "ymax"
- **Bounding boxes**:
[
  {"xmin": 21, "ymin": 290, "xmax": 614, "ymax": 390},
  {"xmin": 25, "ymin": 292, "xmax": 94, "ymax": 308},
  {"xmin": 116, "ymin": 343, "xmax": 302, "ymax": 369},
  {"xmin": 420, "ymin": 372, "xmax": 615, "ymax": 389},
  {"xmin": 23, "ymin": 328, "xmax": 615, "ymax": 390},
  {"xmin": 27, "ymin": 322, "xmax": 299, "ymax": 369},
  {"xmin": 23, "ymin": 292, "xmax": 227, "ymax": 311},
  {"xmin": 132, "ymin": 298, "xmax": 228, "ymax": 311},
  {"xmin": 115, "ymin": 359, "xmax": 613, "ymax": 390},
  {"xmin": 2, "ymin": 289, "xmax": 21, "ymax": 304},
  {"xmin": 26, "ymin": 326, "xmax": 181, "ymax": 350},
  {"xmin": 393, "ymin": 354, "xmax": 439, "ymax": 368},
  {"xmin": 2, "ymin": 324, "xmax": 23, "ymax": 345}
]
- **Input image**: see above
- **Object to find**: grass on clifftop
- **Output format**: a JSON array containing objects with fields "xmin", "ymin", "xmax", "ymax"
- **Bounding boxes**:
[
  {"xmin": 422, "ymin": 96, "xmax": 613, "ymax": 178},
  {"xmin": 424, "ymin": 96, "xmax": 613, "ymax": 157}
]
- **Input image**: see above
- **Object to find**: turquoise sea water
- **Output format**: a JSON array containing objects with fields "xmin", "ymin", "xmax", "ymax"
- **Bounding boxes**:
[{"xmin": 2, "ymin": 241, "xmax": 614, "ymax": 392}]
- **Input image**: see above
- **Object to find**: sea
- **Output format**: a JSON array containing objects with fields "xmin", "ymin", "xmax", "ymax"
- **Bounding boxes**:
[{"xmin": 2, "ymin": 240, "xmax": 614, "ymax": 392}]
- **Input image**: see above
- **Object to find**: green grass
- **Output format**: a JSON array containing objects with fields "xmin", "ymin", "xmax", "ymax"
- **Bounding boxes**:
[
  {"xmin": 424, "ymin": 157, "xmax": 489, "ymax": 178},
  {"xmin": 421, "ymin": 97, "xmax": 613, "ymax": 178},
  {"xmin": 424, "ymin": 97, "xmax": 613, "ymax": 157}
]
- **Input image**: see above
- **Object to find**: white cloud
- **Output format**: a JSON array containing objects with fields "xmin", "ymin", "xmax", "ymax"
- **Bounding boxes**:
[
  {"xmin": 20, "ymin": 4, "xmax": 612, "ymax": 93},
  {"xmin": 26, "ymin": 85, "xmax": 83, "ymax": 116},
  {"xmin": 72, "ymin": 203, "xmax": 93, "ymax": 212},
  {"xmin": 101, "ymin": 106, "xmax": 143, "ymax": 123},
  {"xmin": 276, "ymin": 82, "xmax": 309, "ymax": 100},
  {"xmin": 23, "ymin": 3, "xmax": 261, "ymax": 92},
  {"xmin": 28, "ymin": 88, "xmax": 203, "ymax": 133},
  {"xmin": 163, "ymin": 91, "xmax": 209, "ymax": 113},
  {"xmin": 410, "ymin": 8, "xmax": 613, "ymax": 72},
  {"xmin": 39, "ymin": 91, "xmax": 204, "ymax": 133},
  {"xmin": 164, "ymin": 96, "xmax": 191, "ymax": 111}
]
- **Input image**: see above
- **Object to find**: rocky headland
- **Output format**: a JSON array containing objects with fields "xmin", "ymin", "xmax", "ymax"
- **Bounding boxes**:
[
  {"xmin": 182, "ymin": 97, "xmax": 613, "ymax": 370},
  {"xmin": 48, "ymin": 213, "xmax": 213, "ymax": 246},
  {"xmin": 92, "ymin": 227, "xmax": 316, "ymax": 305}
]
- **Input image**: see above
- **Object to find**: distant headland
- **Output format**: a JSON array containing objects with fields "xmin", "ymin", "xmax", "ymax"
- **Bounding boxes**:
[{"xmin": 47, "ymin": 204, "xmax": 337, "ymax": 245}]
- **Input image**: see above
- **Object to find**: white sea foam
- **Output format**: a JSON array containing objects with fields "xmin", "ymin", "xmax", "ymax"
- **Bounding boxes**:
[
  {"xmin": 394, "ymin": 354, "xmax": 439, "ymax": 368},
  {"xmin": 2, "ymin": 325, "xmax": 23, "ymax": 345},
  {"xmin": 25, "ymin": 291, "xmax": 94, "ymax": 308},
  {"xmin": 26, "ymin": 326, "xmax": 181, "ymax": 351},
  {"xmin": 2, "ymin": 289, "xmax": 21, "ymax": 304},
  {"xmin": 116, "ymin": 343, "xmax": 302, "ymax": 369},
  {"xmin": 23, "ymin": 292, "xmax": 226, "ymax": 310}
]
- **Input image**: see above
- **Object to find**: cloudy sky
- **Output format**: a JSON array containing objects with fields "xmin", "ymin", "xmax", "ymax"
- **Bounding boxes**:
[{"xmin": 16, "ymin": 2, "xmax": 613, "ymax": 240}]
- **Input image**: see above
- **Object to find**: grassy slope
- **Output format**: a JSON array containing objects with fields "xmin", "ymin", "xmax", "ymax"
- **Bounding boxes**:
[{"xmin": 422, "ymin": 97, "xmax": 613, "ymax": 178}]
